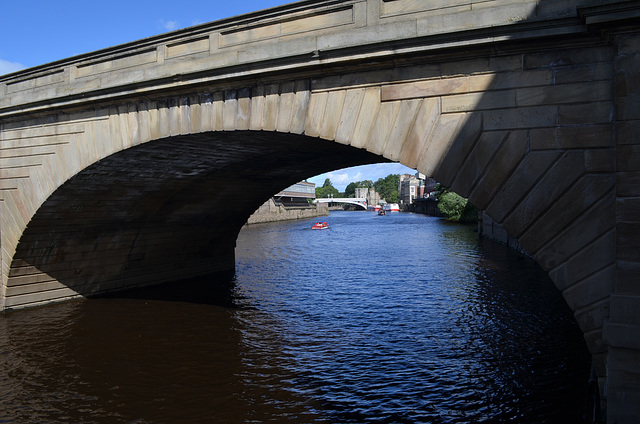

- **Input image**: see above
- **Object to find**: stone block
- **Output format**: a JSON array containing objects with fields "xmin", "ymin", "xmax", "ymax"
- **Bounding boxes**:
[
  {"xmin": 166, "ymin": 37, "xmax": 209, "ymax": 59},
  {"xmin": 319, "ymin": 90, "xmax": 346, "ymax": 140},
  {"xmin": 383, "ymin": 99, "xmax": 422, "ymax": 160},
  {"xmin": 442, "ymin": 91, "xmax": 516, "ymax": 113},
  {"xmin": 562, "ymin": 264, "xmax": 615, "ymax": 312},
  {"xmin": 618, "ymin": 222, "xmax": 640, "ymax": 262},
  {"xmin": 290, "ymin": 80, "xmax": 311, "ymax": 134},
  {"xmin": 585, "ymin": 148, "xmax": 616, "ymax": 173},
  {"xmin": 76, "ymin": 50, "xmax": 157, "ymax": 78},
  {"xmin": 416, "ymin": 2, "xmax": 537, "ymax": 37},
  {"xmin": 615, "ymin": 72, "xmax": 640, "ymax": 98},
  {"xmin": 276, "ymin": 82, "xmax": 296, "ymax": 133},
  {"xmin": 604, "ymin": 322, "xmax": 640, "ymax": 350},
  {"xmin": 468, "ymin": 130, "xmax": 528, "ymax": 210},
  {"xmin": 606, "ymin": 347, "xmax": 640, "ymax": 397},
  {"xmin": 575, "ymin": 297, "xmax": 610, "ymax": 334},
  {"xmin": 350, "ymin": 88, "xmax": 381, "ymax": 149},
  {"xmin": 220, "ymin": 24, "xmax": 280, "ymax": 47},
  {"xmin": 450, "ymin": 131, "xmax": 508, "ymax": 196},
  {"xmin": 381, "ymin": 76, "xmax": 469, "ymax": 102},
  {"xmin": 398, "ymin": 98, "xmax": 440, "ymax": 169},
  {"xmin": 249, "ymin": 86, "xmax": 265, "ymax": 131},
  {"xmin": 435, "ymin": 112, "xmax": 483, "ymax": 190},
  {"xmin": 517, "ymin": 81, "xmax": 611, "ymax": 107},
  {"xmin": 554, "ymin": 63, "xmax": 613, "ymax": 84},
  {"xmin": 519, "ymin": 174, "xmax": 615, "ymax": 255},
  {"xmin": 236, "ymin": 36, "xmax": 317, "ymax": 66},
  {"xmin": 485, "ymin": 150, "xmax": 560, "ymax": 223},
  {"xmin": 617, "ymin": 171, "xmax": 640, "ymax": 197},
  {"xmin": 380, "ymin": 0, "xmax": 465, "ymax": 17},
  {"xmin": 304, "ymin": 91, "xmax": 328, "ymax": 138},
  {"xmin": 534, "ymin": 192, "xmax": 615, "ymax": 270},
  {"xmin": 583, "ymin": 329, "xmax": 606, "ymax": 356},
  {"xmin": 417, "ymin": 113, "xmax": 464, "ymax": 178},
  {"xmin": 530, "ymin": 125, "xmax": 613, "ymax": 150},
  {"xmin": 5, "ymin": 71, "xmax": 64, "ymax": 93},
  {"xmin": 474, "ymin": 71, "xmax": 551, "ymax": 98},
  {"xmin": 365, "ymin": 101, "xmax": 399, "ymax": 155},
  {"xmin": 618, "ymin": 144, "xmax": 640, "ymax": 172},
  {"xmin": 335, "ymin": 88, "xmax": 365, "ymax": 144},
  {"xmin": 617, "ymin": 198, "xmax": 640, "ymax": 222},
  {"xmin": 617, "ymin": 260, "xmax": 640, "ymax": 294},
  {"xmin": 524, "ymin": 46, "xmax": 611, "ymax": 70},
  {"xmin": 549, "ymin": 229, "xmax": 616, "ymax": 292},
  {"xmin": 607, "ymin": 388, "xmax": 640, "ymax": 424},
  {"xmin": 237, "ymin": 89, "xmax": 252, "ymax": 131},
  {"xmin": 610, "ymin": 295, "xmax": 640, "ymax": 327},
  {"xmin": 282, "ymin": 7, "xmax": 355, "ymax": 35},
  {"xmin": 617, "ymin": 95, "xmax": 640, "ymax": 121},
  {"xmin": 616, "ymin": 53, "xmax": 640, "ymax": 75},
  {"xmin": 483, "ymin": 105, "xmax": 557, "ymax": 130},
  {"xmin": 262, "ymin": 84, "xmax": 280, "ymax": 131},
  {"xmin": 223, "ymin": 90, "xmax": 238, "ymax": 131},
  {"xmin": 318, "ymin": 21, "xmax": 416, "ymax": 52},
  {"xmin": 559, "ymin": 102, "xmax": 613, "ymax": 126},
  {"xmin": 4, "ymin": 286, "xmax": 81, "ymax": 309}
]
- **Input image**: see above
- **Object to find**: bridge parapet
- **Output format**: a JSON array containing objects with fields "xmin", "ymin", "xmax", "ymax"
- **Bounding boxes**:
[{"xmin": 1, "ymin": 0, "xmax": 632, "ymax": 118}]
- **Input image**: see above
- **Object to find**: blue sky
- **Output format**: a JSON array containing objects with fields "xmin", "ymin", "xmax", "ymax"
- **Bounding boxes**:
[{"xmin": 0, "ymin": 0, "xmax": 415, "ymax": 189}]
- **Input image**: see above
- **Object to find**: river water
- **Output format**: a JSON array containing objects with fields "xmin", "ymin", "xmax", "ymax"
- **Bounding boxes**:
[{"xmin": 0, "ymin": 211, "xmax": 590, "ymax": 423}]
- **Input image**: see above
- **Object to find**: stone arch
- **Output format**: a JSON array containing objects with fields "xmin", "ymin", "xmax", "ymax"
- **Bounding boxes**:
[
  {"xmin": 5, "ymin": 52, "xmax": 615, "ymax": 341},
  {"xmin": 1, "ymin": 41, "xmax": 618, "ymax": 416}
]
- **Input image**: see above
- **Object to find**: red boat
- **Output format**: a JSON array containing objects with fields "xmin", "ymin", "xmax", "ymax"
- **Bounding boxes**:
[{"xmin": 311, "ymin": 221, "xmax": 329, "ymax": 230}]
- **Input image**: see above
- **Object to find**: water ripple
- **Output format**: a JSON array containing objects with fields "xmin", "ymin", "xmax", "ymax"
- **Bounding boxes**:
[{"xmin": 0, "ymin": 211, "xmax": 589, "ymax": 423}]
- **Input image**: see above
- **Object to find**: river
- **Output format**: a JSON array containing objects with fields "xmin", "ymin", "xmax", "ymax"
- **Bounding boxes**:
[{"xmin": 0, "ymin": 211, "xmax": 590, "ymax": 423}]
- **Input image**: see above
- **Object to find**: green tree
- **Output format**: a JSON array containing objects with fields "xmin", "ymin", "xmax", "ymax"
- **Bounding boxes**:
[
  {"xmin": 344, "ymin": 182, "xmax": 358, "ymax": 198},
  {"xmin": 374, "ymin": 174, "xmax": 400, "ymax": 203},
  {"xmin": 437, "ymin": 191, "xmax": 478, "ymax": 223},
  {"xmin": 315, "ymin": 178, "xmax": 339, "ymax": 198},
  {"xmin": 344, "ymin": 180, "xmax": 374, "ymax": 197}
]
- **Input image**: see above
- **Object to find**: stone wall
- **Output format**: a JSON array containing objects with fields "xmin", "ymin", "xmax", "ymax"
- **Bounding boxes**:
[
  {"xmin": 478, "ymin": 211, "xmax": 529, "ymax": 256},
  {"xmin": 246, "ymin": 198, "xmax": 328, "ymax": 225},
  {"xmin": 603, "ymin": 31, "xmax": 640, "ymax": 423}
]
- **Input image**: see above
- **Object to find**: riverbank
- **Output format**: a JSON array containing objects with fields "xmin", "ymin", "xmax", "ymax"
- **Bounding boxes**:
[{"xmin": 246, "ymin": 198, "xmax": 328, "ymax": 225}]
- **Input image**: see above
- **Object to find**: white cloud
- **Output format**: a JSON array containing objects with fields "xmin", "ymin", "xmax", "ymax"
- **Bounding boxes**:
[
  {"xmin": 159, "ymin": 19, "xmax": 180, "ymax": 31},
  {"xmin": 328, "ymin": 171, "xmax": 363, "ymax": 187},
  {"xmin": 0, "ymin": 59, "xmax": 25, "ymax": 76}
]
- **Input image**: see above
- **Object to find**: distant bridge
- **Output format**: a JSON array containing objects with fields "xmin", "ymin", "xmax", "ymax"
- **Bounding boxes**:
[{"xmin": 313, "ymin": 198, "xmax": 367, "ymax": 210}]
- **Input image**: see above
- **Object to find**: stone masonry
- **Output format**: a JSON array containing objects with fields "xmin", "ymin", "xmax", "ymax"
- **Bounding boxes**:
[{"xmin": 1, "ymin": 1, "xmax": 640, "ymax": 421}]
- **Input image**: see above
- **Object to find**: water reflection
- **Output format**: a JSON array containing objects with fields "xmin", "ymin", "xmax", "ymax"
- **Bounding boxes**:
[{"xmin": 0, "ymin": 211, "xmax": 589, "ymax": 423}]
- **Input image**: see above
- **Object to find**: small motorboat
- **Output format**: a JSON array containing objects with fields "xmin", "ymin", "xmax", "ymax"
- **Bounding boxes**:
[{"xmin": 311, "ymin": 221, "xmax": 329, "ymax": 230}]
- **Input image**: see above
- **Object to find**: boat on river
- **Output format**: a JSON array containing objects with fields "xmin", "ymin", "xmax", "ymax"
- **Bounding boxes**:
[
  {"xmin": 311, "ymin": 221, "xmax": 329, "ymax": 230},
  {"xmin": 384, "ymin": 203, "xmax": 400, "ymax": 212}
]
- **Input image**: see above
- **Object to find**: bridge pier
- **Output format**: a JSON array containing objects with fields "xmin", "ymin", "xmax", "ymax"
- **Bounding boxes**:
[{"xmin": 601, "ymin": 30, "xmax": 640, "ymax": 423}]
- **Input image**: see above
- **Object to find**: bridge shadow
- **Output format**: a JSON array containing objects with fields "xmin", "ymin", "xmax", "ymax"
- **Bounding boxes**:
[{"xmin": 94, "ymin": 270, "xmax": 240, "ymax": 308}]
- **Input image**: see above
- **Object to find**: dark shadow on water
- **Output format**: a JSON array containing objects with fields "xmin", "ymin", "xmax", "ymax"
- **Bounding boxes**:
[{"xmin": 92, "ymin": 270, "xmax": 241, "ymax": 308}]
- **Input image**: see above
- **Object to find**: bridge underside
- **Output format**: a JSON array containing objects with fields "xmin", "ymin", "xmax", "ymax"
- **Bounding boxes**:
[{"xmin": 7, "ymin": 132, "xmax": 386, "ymax": 307}]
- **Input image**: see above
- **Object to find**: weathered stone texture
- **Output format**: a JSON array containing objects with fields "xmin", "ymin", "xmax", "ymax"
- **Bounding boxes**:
[{"xmin": 2, "ymin": 1, "xmax": 640, "ymax": 421}]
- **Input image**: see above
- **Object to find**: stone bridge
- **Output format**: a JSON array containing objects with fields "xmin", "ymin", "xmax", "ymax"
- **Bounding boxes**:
[{"xmin": 1, "ymin": 0, "xmax": 639, "ymax": 421}]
